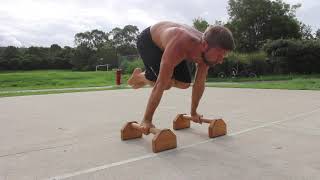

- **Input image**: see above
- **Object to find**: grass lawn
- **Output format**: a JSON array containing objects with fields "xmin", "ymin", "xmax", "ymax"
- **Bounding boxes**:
[
  {"xmin": 0, "ymin": 70, "xmax": 130, "ymax": 91},
  {"xmin": 207, "ymin": 74, "xmax": 320, "ymax": 90},
  {"xmin": 0, "ymin": 70, "xmax": 319, "ymax": 97},
  {"xmin": 0, "ymin": 85, "xmax": 131, "ymax": 97}
]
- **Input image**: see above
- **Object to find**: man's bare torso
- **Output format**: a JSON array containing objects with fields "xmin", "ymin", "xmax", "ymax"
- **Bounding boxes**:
[{"xmin": 150, "ymin": 21, "xmax": 202, "ymax": 53}]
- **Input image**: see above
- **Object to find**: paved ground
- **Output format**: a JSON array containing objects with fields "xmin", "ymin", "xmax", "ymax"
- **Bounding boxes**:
[{"xmin": 0, "ymin": 87, "xmax": 319, "ymax": 180}]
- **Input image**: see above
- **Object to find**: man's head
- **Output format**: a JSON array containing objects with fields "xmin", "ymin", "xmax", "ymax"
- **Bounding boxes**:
[{"xmin": 201, "ymin": 25, "xmax": 235, "ymax": 66}]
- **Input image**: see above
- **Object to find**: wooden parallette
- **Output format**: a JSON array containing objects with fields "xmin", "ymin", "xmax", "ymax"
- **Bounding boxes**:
[
  {"xmin": 173, "ymin": 114, "xmax": 227, "ymax": 138},
  {"xmin": 121, "ymin": 121, "xmax": 177, "ymax": 153}
]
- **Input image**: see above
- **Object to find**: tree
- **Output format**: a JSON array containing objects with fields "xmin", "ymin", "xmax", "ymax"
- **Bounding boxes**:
[
  {"xmin": 50, "ymin": 44, "xmax": 61, "ymax": 50},
  {"xmin": 57, "ymin": 46, "xmax": 73, "ymax": 69},
  {"xmin": 300, "ymin": 23, "xmax": 314, "ymax": 40},
  {"xmin": 71, "ymin": 45, "xmax": 95, "ymax": 70},
  {"xmin": 214, "ymin": 20, "xmax": 224, "ymax": 26},
  {"xmin": 23, "ymin": 47, "xmax": 49, "ymax": 69},
  {"xmin": 264, "ymin": 39, "xmax": 320, "ymax": 73},
  {"xmin": 0, "ymin": 46, "xmax": 21, "ymax": 70},
  {"xmin": 109, "ymin": 25, "xmax": 139, "ymax": 56},
  {"xmin": 73, "ymin": 29, "xmax": 113, "ymax": 70},
  {"xmin": 50, "ymin": 44, "xmax": 62, "ymax": 53},
  {"xmin": 192, "ymin": 17, "xmax": 209, "ymax": 32},
  {"xmin": 96, "ymin": 44, "xmax": 118, "ymax": 68},
  {"xmin": 47, "ymin": 44, "xmax": 72, "ymax": 69},
  {"xmin": 316, "ymin": 29, "xmax": 320, "ymax": 39},
  {"xmin": 2, "ymin": 46, "xmax": 20, "ymax": 60},
  {"xmin": 74, "ymin": 29, "xmax": 109, "ymax": 50},
  {"xmin": 227, "ymin": 0, "xmax": 302, "ymax": 52}
]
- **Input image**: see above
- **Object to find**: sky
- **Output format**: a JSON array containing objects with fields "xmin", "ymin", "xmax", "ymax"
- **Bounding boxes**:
[{"xmin": 0, "ymin": 0, "xmax": 319, "ymax": 47}]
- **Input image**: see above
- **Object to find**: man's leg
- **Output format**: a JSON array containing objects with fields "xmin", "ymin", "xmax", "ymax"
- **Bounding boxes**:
[
  {"xmin": 128, "ymin": 68, "xmax": 176, "ymax": 90},
  {"xmin": 127, "ymin": 66, "xmax": 191, "ymax": 90},
  {"xmin": 172, "ymin": 79, "xmax": 190, "ymax": 89},
  {"xmin": 127, "ymin": 68, "xmax": 155, "ymax": 89},
  {"xmin": 172, "ymin": 60, "xmax": 192, "ymax": 89}
]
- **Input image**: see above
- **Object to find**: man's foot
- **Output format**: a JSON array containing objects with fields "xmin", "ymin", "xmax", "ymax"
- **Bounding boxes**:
[
  {"xmin": 140, "ymin": 120, "xmax": 155, "ymax": 135},
  {"xmin": 127, "ymin": 68, "xmax": 146, "ymax": 89}
]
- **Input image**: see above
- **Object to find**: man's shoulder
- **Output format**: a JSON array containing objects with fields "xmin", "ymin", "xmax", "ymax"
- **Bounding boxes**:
[
  {"xmin": 152, "ymin": 21, "xmax": 201, "ymax": 51},
  {"xmin": 174, "ymin": 28, "xmax": 200, "ymax": 51}
]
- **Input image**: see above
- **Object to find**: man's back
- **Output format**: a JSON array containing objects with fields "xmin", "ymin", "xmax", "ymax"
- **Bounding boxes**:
[{"xmin": 150, "ymin": 21, "xmax": 202, "ymax": 51}]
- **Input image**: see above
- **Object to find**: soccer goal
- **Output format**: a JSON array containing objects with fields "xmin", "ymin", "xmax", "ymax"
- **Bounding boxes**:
[{"xmin": 95, "ymin": 64, "xmax": 110, "ymax": 71}]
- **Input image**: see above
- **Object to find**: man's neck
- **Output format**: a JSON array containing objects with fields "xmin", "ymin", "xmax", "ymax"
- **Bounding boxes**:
[{"xmin": 186, "ymin": 39, "xmax": 204, "ymax": 64}]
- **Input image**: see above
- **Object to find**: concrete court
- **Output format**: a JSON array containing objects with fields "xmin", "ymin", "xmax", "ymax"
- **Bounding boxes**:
[{"xmin": 0, "ymin": 87, "xmax": 319, "ymax": 180}]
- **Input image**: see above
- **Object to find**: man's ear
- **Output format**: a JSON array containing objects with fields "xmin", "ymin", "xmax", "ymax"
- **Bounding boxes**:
[{"xmin": 201, "ymin": 40, "xmax": 208, "ymax": 51}]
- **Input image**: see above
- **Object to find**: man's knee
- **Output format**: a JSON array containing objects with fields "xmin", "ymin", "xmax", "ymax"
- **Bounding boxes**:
[
  {"xmin": 164, "ymin": 85, "xmax": 172, "ymax": 90},
  {"xmin": 179, "ymin": 83, "xmax": 190, "ymax": 89},
  {"xmin": 164, "ymin": 81, "xmax": 173, "ymax": 90},
  {"xmin": 174, "ymin": 80, "xmax": 190, "ymax": 89},
  {"xmin": 161, "ymin": 80, "xmax": 190, "ymax": 90}
]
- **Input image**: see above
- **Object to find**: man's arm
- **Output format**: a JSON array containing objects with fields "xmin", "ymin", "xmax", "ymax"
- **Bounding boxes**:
[
  {"xmin": 142, "ymin": 62, "xmax": 174, "ymax": 122},
  {"xmin": 191, "ymin": 63, "xmax": 209, "ymax": 118},
  {"xmin": 143, "ymin": 41, "xmax": 183, "ymax": 123}
]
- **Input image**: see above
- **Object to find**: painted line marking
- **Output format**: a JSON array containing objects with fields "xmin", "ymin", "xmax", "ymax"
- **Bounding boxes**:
[{"xmin": 47, "ymin": 107, "xmax": 320, "ymax": 180}]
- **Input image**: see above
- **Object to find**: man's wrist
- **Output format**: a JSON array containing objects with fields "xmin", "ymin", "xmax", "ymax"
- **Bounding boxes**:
[
  {"xmin": 142, "ymin": 117, "xmax": 152, "ymax": 122},
  {"xmin": 191, "ymin": 110, "xmax": 197, "ymax": 116}
]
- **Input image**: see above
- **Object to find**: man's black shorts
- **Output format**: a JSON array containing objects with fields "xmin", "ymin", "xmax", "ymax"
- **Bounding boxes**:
[{"xmin": 136, "ymin": 27, "xmax": 192, "ymax": 83}]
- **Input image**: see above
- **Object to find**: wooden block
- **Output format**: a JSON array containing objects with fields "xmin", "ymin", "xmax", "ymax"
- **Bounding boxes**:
[
  {"xmin": 208, "ymin": 119, "xmax": 227, "ymax": 138},
  {"xmin": 152, "ymin": 129, "xmax": 177, "ymax": 153},
  {"xmin": 121, "ymin": 121, "xmax": 143, "ymax": 140},
  {"xmin": 173, "ymin": 114, "xmax": 190, "ymax": 130}
]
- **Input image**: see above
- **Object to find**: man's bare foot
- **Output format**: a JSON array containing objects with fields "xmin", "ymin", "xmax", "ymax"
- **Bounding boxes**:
[
  {"xmin": 140, "ymin": 120, "xmax": 155, "ymax": 135},
  {"xmin": 127, "ymin": 68, "xmax": 146, "ymax": 89}
]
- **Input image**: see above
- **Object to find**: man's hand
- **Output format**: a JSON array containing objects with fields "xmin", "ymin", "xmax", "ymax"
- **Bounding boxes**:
[
  {"xmin": 191, "ymin": 112, "xmax": 203, "ymax": 124},
  {"xmin": 140, "ymin": 120, "xmax": 155, "ymax": 135}
]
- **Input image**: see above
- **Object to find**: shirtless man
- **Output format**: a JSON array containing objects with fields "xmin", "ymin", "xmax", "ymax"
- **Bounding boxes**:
[{"xmin": 127, "ymin": 21, "xmax": 235, "ymax": 134}]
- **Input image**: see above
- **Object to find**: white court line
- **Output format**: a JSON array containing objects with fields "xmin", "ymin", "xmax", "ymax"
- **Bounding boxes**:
[{"xmin": 47, "ymin": 107, "xmax": 320, "ymax": 180}]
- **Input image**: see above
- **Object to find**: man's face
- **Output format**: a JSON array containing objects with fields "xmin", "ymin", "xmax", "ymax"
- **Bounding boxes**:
[{"xmin": 202, "ymin": 47, "xmax": 228, "ymax": 66}]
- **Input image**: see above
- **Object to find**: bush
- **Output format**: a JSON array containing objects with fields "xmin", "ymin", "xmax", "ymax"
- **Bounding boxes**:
[
  {"xmin": 247, "ymin": 51, "xmax": 270, "ymax": 75},
  {"xmin": 0, "ymin": 46, "xmax": 74, "ymax": 70},
  {"xmin": 71, "ymin": 45, "xmax": 94, "ymax": 71},
  {"xmin": 7, "ymin": 57, "xmax": 22, "ymax": 70},
  {"xmin": 120, "ymin": 58, "xmax": 144, "ymax": 74},
  {"xmin": 264, "ymin": 39, "xmax": 320, "ymax": 74},
  {"xmin": 208, "ymin": 51, "xmax": 269, "ymax": 77}
]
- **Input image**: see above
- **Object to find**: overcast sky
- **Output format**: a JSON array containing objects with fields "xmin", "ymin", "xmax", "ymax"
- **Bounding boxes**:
[{"xmin": 0, "ymin": 0, "xmax": 319, "ymax": 47}]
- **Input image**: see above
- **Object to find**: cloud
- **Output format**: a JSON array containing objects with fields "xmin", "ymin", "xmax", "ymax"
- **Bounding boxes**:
[
  {"xmin": 283, "ymin": 0, "xmax": 320, "ymax": 31},
  {"xmin": 0, "ymin": 35, "xmax": 22, "ymax": 47},
  {"xmin": 295, "ymin": 4, "xmax": 320, "ymax": 31},
  {"xmin": 0, "ymin": 0, "xmax": 318, "ymax": 47}
]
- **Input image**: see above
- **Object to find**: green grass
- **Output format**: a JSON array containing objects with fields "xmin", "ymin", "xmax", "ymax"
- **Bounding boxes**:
[
  {"xmin": 207, "ymin": 74, "xmax": 320, "ymax": 82},
  {"xmin": 0, "ymin": 70, "xmax": 130, "ymax": 91},
  {"xmin": 207, "ymin": 75, "xmax": 320, "ymax": 90},
  {"xmin": 1, "ymin": 70, "xmax": 320, "ymax": 98},
  {"xmin": 0, "ymin": 85, "xmax": 130, "ymax": 97}
]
